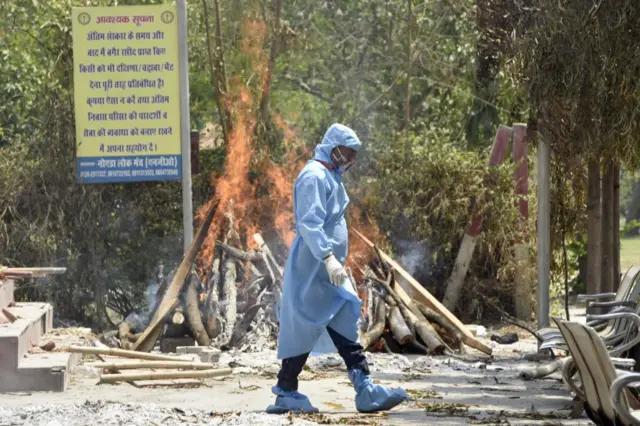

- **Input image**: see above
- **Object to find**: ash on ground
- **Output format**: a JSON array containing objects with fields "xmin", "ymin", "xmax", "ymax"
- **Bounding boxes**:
[{"xmin": 0, "ymin": 401, "xmax": 321, "ymax": 426}]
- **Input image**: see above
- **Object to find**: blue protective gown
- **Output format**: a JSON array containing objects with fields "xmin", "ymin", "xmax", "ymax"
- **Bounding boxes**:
[{"xmin": 276, "ymin": 123, "xmax": 363, "ymax": 360}]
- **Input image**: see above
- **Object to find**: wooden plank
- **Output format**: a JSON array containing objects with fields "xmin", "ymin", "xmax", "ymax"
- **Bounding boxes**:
[
  {"xmin": 0, "ymin": 267, "xmax": 66, "ymax": 277},
  {"xmin": 353, "ymin": 229, "xmax": 492, "ymax": 355},
  {"xmin": 133, "ymin": 201, "xmax": 218, "ymax": 352},
  {"xmin": 68, "ymin": 346, "xmax": 193, "ymax": 361},
  {"xmin": 88, "ymin": 361, "xmax": 213, "ymax": 370},
  {"xmin": 99, "ymin": 368, "xmax": 232, "ymax": 383}
]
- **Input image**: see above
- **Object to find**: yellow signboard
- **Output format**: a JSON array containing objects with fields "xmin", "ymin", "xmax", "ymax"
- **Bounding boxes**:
[{"xmin": 72, "ymin": 5, "xmax": 181, "ymax": 183}]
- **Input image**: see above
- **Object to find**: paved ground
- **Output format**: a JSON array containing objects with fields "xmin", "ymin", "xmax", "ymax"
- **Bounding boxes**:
[{"xmin": 0, "ymin": 326, "xmax": 594, "ymax": 426}]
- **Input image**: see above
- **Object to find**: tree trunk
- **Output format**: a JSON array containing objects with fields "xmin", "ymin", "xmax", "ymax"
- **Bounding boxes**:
[
  {"xmin": 202, "ymin": 0, "xmax": 230, "ymax": 142},
  {"xmin": 259, "ymin": 0, "xmax": 283, "ymax": 125},
  {"xmin": 613, "ymin": 162, "xmax": 621, "ymax": 290},
  {"xmin": 403, "ymin": 0, "xmax": 412, "ymax": 130},
  {"xmin": 587, "ymin": 157, "xmax": 602, "ymax": 313},
  {"xmin": 601, "ymin": 159, "xmax": 614, "ymax": 296}
]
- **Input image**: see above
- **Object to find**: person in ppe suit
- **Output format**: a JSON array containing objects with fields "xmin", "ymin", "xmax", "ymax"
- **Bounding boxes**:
[{"xmin": 266, "ymin": 123, "xmax": 408, "ymax": 415}]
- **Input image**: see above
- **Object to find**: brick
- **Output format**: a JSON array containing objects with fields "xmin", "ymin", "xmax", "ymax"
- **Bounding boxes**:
[{"xmin": 198, "ymin": 348, "xmax": 220, "ymax": 364}]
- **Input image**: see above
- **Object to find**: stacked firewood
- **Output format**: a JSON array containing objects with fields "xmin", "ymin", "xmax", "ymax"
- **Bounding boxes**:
[
  {"xmin": 105, "ymin": 202, "xmax": 491, "ymax": 357},
  {"xmin": 110, "ymin": 205, "xmax": 284, "ymax": 353},
  {"xmin": 359, "ymin": 248, "xmax": 466, "ymax": 356}
]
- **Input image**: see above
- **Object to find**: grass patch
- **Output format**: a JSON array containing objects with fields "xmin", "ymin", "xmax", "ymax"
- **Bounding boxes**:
[{"xmin": 621, "ymin": 237, "xmax": 640, "ymax": 272}]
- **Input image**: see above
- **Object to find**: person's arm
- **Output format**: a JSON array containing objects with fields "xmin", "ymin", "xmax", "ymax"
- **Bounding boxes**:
[{"xmin": 295, "ymin": 173, "xmax": 333, "ymax": 261}]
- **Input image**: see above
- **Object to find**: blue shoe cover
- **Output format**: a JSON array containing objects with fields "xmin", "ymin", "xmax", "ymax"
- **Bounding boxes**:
[
  {"xmin": 265, "ymin": 385, "xmax": 319, "ymax": 414},
  {"xmin": 348, "ymin": 369, "xmax": 408, "ymax": 413}
]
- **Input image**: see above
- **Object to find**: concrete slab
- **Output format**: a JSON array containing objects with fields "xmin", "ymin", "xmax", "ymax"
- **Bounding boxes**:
[
  {"xmin": 0, "ymin": 280, "xmax": 14, "ymax": 309},
  {"xmin": 0, "ymin": 282, "xmax": 70, "ymax": 393},
  {"xmin": 0, "ymin": 303, "xmax": 53, "ymax": 369},
  {"xmin": 0, "ymin": 351, "xmax": 75, "ymax": 393}
]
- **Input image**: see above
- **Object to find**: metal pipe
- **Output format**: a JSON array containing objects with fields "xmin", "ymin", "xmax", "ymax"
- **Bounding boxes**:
[
  {"xmin": 537, "ymin": 137, "xmax": 551, "ymax": 330},
  {"xmin": 178, "ymin": 0, "xmax": 194, "ymax": 251}
]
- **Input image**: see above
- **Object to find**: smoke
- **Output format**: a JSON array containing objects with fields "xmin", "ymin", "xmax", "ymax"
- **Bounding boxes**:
[
  {"xmin": 125, "ymin": 311, "xmax": 147, "ymax": 332},
  {"xmin": 395, "ymin": 239, "xmax": 427, "ymax": 277}
]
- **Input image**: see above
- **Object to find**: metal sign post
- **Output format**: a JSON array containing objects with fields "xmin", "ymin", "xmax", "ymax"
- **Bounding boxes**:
[
  {"xmin": 537, "ymin": 137, "xmax": 551, "ymax": 331},
  {"xmin": 177, "ymin": 0, "xmax": 193, "ymax": 250}
]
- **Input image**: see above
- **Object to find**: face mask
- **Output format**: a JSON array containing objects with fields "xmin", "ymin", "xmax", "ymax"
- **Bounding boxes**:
[{"xmin": 331, "ymin": 147, "xmax": 356, "ymax": 171}]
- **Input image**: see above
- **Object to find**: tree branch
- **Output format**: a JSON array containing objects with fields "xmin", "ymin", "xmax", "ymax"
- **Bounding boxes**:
[{"xmin": 283, "ymin": 74, "xmax": 333, "ymax": 104}]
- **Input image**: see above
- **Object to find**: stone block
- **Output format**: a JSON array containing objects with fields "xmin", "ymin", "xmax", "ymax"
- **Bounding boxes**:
[{"xmin": 198, "ymin": 348, "xmax": 220, "ymax": 364}]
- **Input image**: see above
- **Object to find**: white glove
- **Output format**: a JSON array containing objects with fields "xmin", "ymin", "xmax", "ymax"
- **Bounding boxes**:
[{"xmin": 324, "ymin": 254, "xmax": 348, "ymax": 286}]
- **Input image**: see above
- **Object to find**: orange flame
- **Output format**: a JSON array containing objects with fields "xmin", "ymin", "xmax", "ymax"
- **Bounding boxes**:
[{"xmin": 196, "ymin": 18, "xmax": 381, "ymax": 278}]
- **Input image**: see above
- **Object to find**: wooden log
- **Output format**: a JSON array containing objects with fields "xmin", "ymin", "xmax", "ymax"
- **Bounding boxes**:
[
  {"xmin": 365, "ymin": 287, "xmax": 375, "ymax": 331},
  {"xmin": 360, "ymin": 297, "xmax": 386, "ymax": 350},
  {"xmin": 243, "ymin": 276, "xmax": 266, "ymax": 302},
  {"xmin": 399, "ymin": 302, "xmax": 445, "ymax": 354},
  {"xmin": 253, "ymin": 234, "xmax": 283, "ymax": 278},
  {"xmin": 88, "ymin": 361, "xmax": 214, "ymax": 370},
  {"xmin": 405, "ymin": 338, "xmax": 429, "ymax": 355},
  {"xmin": 147, "ymin": 269, "xmax": 172, "ymax": 323},
  {"xmin": 224, "ymin": 303, "xmax": 262, "ymax": 348},
  {"xmin": 118, "ymin": 321, "xmax": 131, "ymax": 339},
  {"xmin": 380, "ymin": 286, "xmax": 414, "ymax": 343},
  {"xmin": 367, "ymin": 273, "xmax": 444, "ymax": 354},
  {"xmin": 431, "ymin": 322, "xmax": 456, "ymax": 347},
  {"xmin": 118, "ymin": 321, "xmax": 133, "ymax": 350},
  {"xmin": 99, "ymin": 368, "xmax": 232, "ymax": 383},
  {"xmin": 2, "ymin": 308, "xmax": 17, "ymax": 323},
  {"xmin": 416, "ymin": 302, "xmax": 464, "ymax": 351},
  {"xmin": 68, "ymin": 346, "xmax": 193, "ymax": 361},
  {"xmin": 381, "ymin": 337, "xmax": 394, "ymax": 353},
  {"xmin": 388, "ymin": 305, "xmax": 413, "ymax": 345},
  {"xmin": 382, "ymin": 330, "xmax": 403, "ymax": 353},
  {"xmin": 221, "ymin": 251, "xmax": 237, "ymax": 342},
  {"xmin": 519, "ymin": 359, "xmax": 563, "ymax": 380},
  {"xmin": 204, "ymin": 248, "xmax": 222, "ymax": 340},
  {"xmin": 184, "ymin": 270, "xmax": 211, "ymax": 346},
  {"xmin": 172, "ymin": 309, "xmax": 185, "ymax": 325},
  {"xmin": 354, "ymin": 230, "xmax": 492, "ymax": 355},
  {"xmin": 128, "ymin": 332, "xmax": 142, "ymax": 342},
  {"xmin": 133, "ymin": 201, "xmax": 218, "ymax": 352},
  {"xmin": 215, "ymin": 241, "xmax": 263, "ymax": 261},
  {"xmin": 218, "ymin": 211, "xmax": 239, "ymax": 341}
]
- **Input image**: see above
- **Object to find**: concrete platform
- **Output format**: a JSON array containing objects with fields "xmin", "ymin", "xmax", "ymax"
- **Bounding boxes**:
[
  {"xmin": 0, "ymin": 279, "xmax": 14, "ymax": 309},
  {"xmin": 0, "ymin": 279, "xmax": 73, "ymax": 393}
]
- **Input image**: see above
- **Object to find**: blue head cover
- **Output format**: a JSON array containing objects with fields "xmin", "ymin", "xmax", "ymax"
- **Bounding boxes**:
[{"xmin": 313, "ymin": 123, "xmax": 362, "ymax": 173}]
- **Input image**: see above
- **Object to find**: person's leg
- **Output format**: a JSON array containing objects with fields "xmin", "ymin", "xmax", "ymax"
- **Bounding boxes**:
[
  {"xmin": 266, "ymin": 352, "xmax": 319, "ymax": 414},
  {"xmin": 327, "ymin": 326, "xmax": 408, "ymax": 413},
  {"xmin": 276, "ymin": 352, "xmax": 310, "ymax": 391},
  {"xmin": 326, "ymin": 326, "xmax": 369, "ymax": 373}
]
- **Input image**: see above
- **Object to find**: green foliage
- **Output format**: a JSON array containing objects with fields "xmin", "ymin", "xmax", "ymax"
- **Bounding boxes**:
[
  {"xmin": 508, "ymin": 1, "xmax": 640, "ymax": 167},
  {"xmin": 1, "ymin": 0, "xmax": 594, "ymax": 327},
  {"xmin": 623, "ymin": 220, "xmax": 640, "ymax": 238},
  {"xmin": 0, "ymin": 0, "xmax": 226, "ymax": 329},
  {"xmin": 363, "ymin": 133, "xmax": 535, "ymax": 321}
]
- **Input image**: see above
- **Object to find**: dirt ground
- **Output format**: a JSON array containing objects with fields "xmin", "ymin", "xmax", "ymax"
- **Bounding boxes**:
[{"xmin": 0, "ymin": 318, "xmax": 596, "ymax": 426}]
